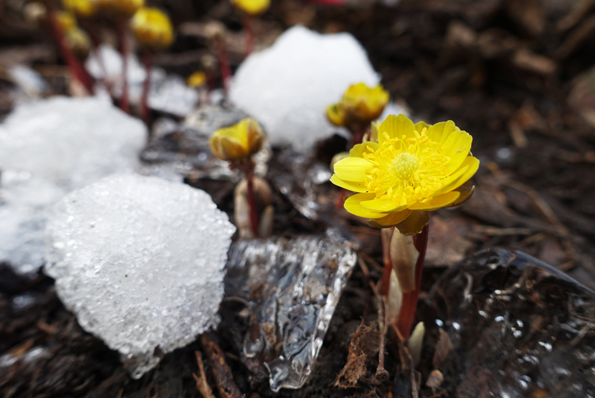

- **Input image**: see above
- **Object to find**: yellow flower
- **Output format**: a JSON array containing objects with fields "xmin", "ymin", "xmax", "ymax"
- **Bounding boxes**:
[
  {"xmin": 231, "ymin": 0, "xmax": 270, "ymax": 16},
  {"xmin": 210, "ymin": 118, "xmax": 265, "ymax": 162},
  {"xmin": 64, "ymin": 27, "xmax": 91, "ymax": 59},
  {"xmin": 327, "ymin": 83, "xmax": 390, "ymax": 127},
  {"xmin": 331, "ymin": 114, "xmax": 479, "ymax": 234},
  {"xmin": 62, "ymin": 0, "xmax": 98, "ymax": 18},
  {"xmin": 130, "ymin": 7, "xmax": 174, "ymax": 49},
  {"xmin": 55, "ymin": 10, "xmax": 77, "ymax": 32},
  {"xmin": 103, "ymin": 0, "xmax": 144, "ymax": 16},
  {"xmin": 187, "ymin": 71, "xmax": 207, "ymax": 88}
]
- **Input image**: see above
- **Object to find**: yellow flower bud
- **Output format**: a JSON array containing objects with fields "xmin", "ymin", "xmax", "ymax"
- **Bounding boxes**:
[
  {"xmin": 104, "ymin": 0, "xmax": 143, "ymax": 16},
  {"xmin": 230, "ymin": 0, "xmax": 270, "ymax": 16},
  {"xmin": 186, "ymin": 71, "xmax": 207, "ymax": 88},
  {"xmin": 130, "ymin": 7, "xmax": 174, "ymax": 49},
  {"xmin": 210, "ymin": 118, "xmax": 265, "ymax": 162},
  {"xmin": 62, "ymin": 0, "xmax": 99, "ymax": 18},
  {"xmin": 327, "ymin": 83, "xmax": 390, "ymax": 126},
  {"xmin": 64, "ymin": 27, "xmax": 91, "ymax": 59},
  {"xmin": 55, "ymin": 10, "xmax": 77, "ymax": 32}
]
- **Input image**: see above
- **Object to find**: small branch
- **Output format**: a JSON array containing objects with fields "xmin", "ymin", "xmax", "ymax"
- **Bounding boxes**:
[
  {"xmin": 193, "ymin": 351, "xmax": 216, "ymax": 398},
  {"xmin": 200, "ymin": 332, "xmax": 242, "ymax": 398},
  {"xmin": 375, "ymin": 295, "xmax": 389, "ymax": 381}
]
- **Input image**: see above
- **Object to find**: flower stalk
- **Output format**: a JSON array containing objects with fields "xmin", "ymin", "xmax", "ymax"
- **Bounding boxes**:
[
  {"xmin": 117, "ymin": 18, "xmax": 130, "ymax": 113},
  {"xmin": 46, "ymin": 4, "xmax": 94, "ymax": 93}
]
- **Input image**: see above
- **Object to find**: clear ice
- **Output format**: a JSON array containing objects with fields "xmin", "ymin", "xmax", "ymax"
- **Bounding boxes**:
[
  {"xmin": 225, "ymin": 234, "xmax": 357, "ymax": 391},
  {"xmin": 0, "ymin": 96, "xmax": 146, "ymax": 274},
  {"xmin": 230, "ymin": 26, "xmax": 380, "ymax": 152},
  {"xmin": 45, "ymin": 174, "xmax": 236, "ymax": 379}
]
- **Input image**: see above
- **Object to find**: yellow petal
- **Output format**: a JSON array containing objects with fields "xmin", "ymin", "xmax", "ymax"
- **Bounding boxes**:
[
  {"xmin": 442, "ymin": 128, "xmax": 473, "ymax": 173},
  {"xmin": 426, "ymin": 121, "xmax": 457, "ymax": 144},
  {"xmin": 333, "ymin": 157, "xmax": 372, "ymax": 182},
  {"xmin": 349, "ymin": 141, "xmax": 379, "ymax": 158},
  {"xmin": 414, "ymin": 121, "xmax": 430, "ymax": 133},
  {"xmin": 378, "ymin": 114, "xmax": 415, "ymax": 144},
  {"xmin": 326, "ymin": 103, "xmax": 346, "ymax": 127},
  {"xmin": 344, "ymin": 193, "xmax": 388, "ymax": 219},
  {"xmin": 409, "ymin": 191, "xmax": 461, "ymax": 211},
  {"xmin": 368, "ymin": 209, "xmax": 412, "ymax": 228},
  {"xmin": 329, "ymin": 175, "xmax": 368, "ymax": 193},
  {"xmin": 436, "ymin": 156, "xmax": 480, "ymax": 195},
  {"xmin": 361, "ymin": 197, "xmax": 409, "ymax": 213}
]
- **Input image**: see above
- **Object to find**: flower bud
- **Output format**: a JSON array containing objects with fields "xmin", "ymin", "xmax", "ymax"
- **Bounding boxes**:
[
  {"xmin": 231, "ymin": 0, "xmax": 270, "ymax": 16},
  {"xmin": 62, "ymin": 0, "xmax": 99, "ymax": 18},
  {"xmin": 64, "ymin": 27, "xmax": 91, "ymax": 59},
  {"xmin": 187, "ymin": 71, "xmax": 207, "ymax": 88},
  {"xmin": 210, "ymin": 118, "xmax": 265, "ymax": 162},
  {"xmin": 327, "ymin": 83, "xmax": 389, "ymax": 126},
  {"xmin": 131, "ymin": 7, "xmax": 174, "ymax": 49}
]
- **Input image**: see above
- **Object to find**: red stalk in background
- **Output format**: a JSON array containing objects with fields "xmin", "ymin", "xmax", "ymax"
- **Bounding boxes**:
[
  {"xmin": 46, "ymin": 4, "xmax": 94, "ymax": 94},
  {"xmin": 243, "ymin": 14, "xmax": 255, "ymax": 58},
  {"xmin": 215, "ymin": 37, "xmax": 231, "ymax": 96}
]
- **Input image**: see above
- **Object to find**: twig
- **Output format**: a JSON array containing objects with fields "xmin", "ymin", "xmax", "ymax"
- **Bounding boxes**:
[
  {"xmin": 375, "ymin": 295, "xmax": 389, "ymax": 381},
  {"xmin": 193, "ymin": 351, "xmax": 216, "ymax": 398},
  {"xmin": 200, "ymin": 332, "xmax": 242, "ymax": 398}
]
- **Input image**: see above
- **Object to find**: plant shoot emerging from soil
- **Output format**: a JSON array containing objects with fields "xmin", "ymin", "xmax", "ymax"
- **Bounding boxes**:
[
  {"xmin": 331, "ymin": 113, "xmax": 479, "ymax": 338},
  {"xmin": 210, "ymin": 118, "xmax": 266, "ymax": 238}
]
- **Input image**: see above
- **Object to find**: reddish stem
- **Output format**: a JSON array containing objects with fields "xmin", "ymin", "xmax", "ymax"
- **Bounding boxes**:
[
  {"xmin": 335, "ymin": 188, "xmax": 348, "ymax": 209},
  {"xmin": 243, "ymin": 14, "xmax": 255, "ymax": 58},
  {"xmin": 395, "ymin": 224, "xmax": 429, "ymax": 340},
  {"xmin": 118, "ymin": 19, "xmax": 130, "ymax": 113},
  {"xmin": 245, "ymin": 166, "xmax": 260, "ymax": 238},
  {"xmin": 215, "ymin": 37, "xmax": 231, "ymax": 96},
  {"xmin": 140, "ymin": 51, "xmax": 153, "ymax": 125},
  {"xmin": 85, "ymin": 20, "xmax": 114, "ymax": 98},
  {"xmin": 46, "ymin": 5, "xmax": 94, "ymax": 94},
  {"xmin": 380, "ymin": 227, "xmax": 395, "ymax": 296}
]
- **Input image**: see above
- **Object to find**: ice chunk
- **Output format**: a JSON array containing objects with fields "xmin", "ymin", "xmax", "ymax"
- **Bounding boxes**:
[
  {"xmin": 225, "ymin": 234, "xmax": 357, "ymax": 391},
  {"xmin": 0, "ymin": 97, "xmax": 146, "ymax": 274},
  {"xmin": 45, "ymin": 174, "xmax": 235, "ymax": 378},
  {"xmin": 230, "ymin": 26, "xmax": 380, "ymax": 152}
]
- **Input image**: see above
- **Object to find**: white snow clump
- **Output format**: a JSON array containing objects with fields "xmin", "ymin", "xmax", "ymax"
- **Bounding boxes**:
[
  {"xmin": 45, "ymin": 174, "xmax": 235, "ymax": 378},
  {"xmin": 230, "ymin": 26, "xmax": 380, "ymax": 152},
  {"xmin": 0, "ymin": 96, "xmax": 146, "ymax": 274}
]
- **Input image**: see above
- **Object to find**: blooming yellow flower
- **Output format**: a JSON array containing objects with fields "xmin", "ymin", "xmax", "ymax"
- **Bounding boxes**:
[
  {"xmin": 331, "ymin": 114, "xmax": 479, "ymax": 233},
  {"xmin": 187, "ymin": 71, "xmax": 207, "ymax": 88},
  {"xmin": 231, "ymin": 0, "xmax": 270, "ymax": 16},
  {"xmin": 210, "ymin": 118, "xmax": 265, "ymax": 162},
  {"xmin": 130, "ymin": 7, "xmax": 174, "ymax": 49},
  {"xmin": 62, "ymin": 0, "xmax": 98, "ymax": 18},
  {"xmin": 327, "ymin": 83, "xmax": 390, "ymax": 127}
]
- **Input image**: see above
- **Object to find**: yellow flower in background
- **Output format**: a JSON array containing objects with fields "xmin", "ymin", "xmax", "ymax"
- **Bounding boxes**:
[
  {"xmin": 210, "ymin": 118, "xmax": 265, "ymax": 162},
  {"xmin": 62, "ymin": 0, "xmax": 98, "ymax": 18},
  {"xmin": 103, "ymin": 0, "xmax": 144, "ymax": 16},
  {"xmin": 187, "ymin": 71, "xmax": 207, "ymax": 88},
  {"xmin": 130, "ymin": 7, "xmax": 174, "ymax": 49},
  {"xmin": 331, "ymin": 114, "xmax": 479, "ymax": 234},
  {"xmin": 55, "ymin": 10, "xmax": 77, "ymax": 31},
  {"xmin": 64, "ymin": 27, "xmax": 91, "ymax": 59},
  {"xmin": 231, "ymin": 0, "xmax": 270, "ymax": 16},
  {"xmin": 327, "ymin": 83, "xmax": 390, "ymax": 127}
]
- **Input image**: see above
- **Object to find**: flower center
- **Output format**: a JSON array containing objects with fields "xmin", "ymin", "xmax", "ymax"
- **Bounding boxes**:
[
  {"xmin": 391, "ymin": 153, "xmax": 419, "ymax": 180},
  {"xmin": 362, "ymin": 129, "xmax": 449, "ymax": 206}
]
